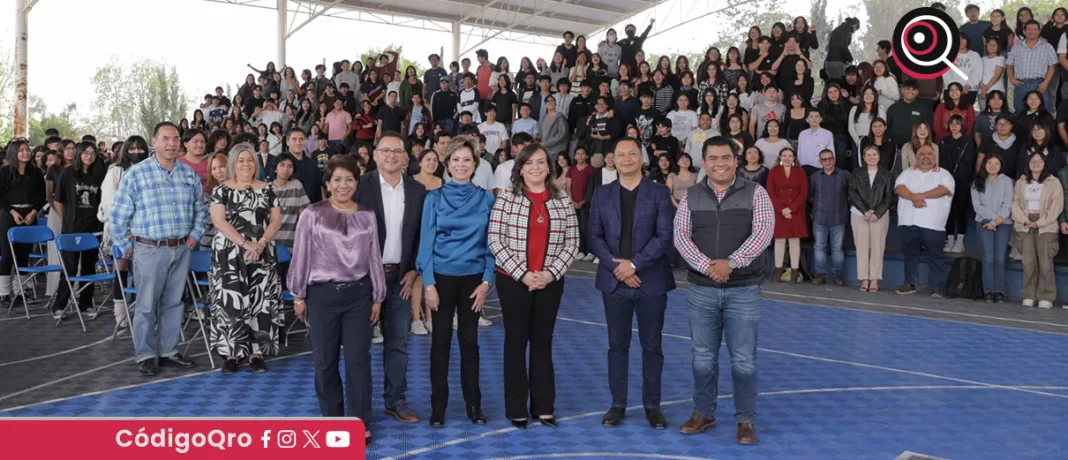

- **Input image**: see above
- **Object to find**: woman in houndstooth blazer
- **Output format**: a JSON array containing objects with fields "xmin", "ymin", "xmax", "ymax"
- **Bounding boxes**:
[{"xmin": 488, "ymin": 143, "xmax": 580, "ymax": 429}]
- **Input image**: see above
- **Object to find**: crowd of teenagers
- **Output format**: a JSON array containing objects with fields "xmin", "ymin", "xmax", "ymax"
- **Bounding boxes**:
[{"xmin": 7, "ymin": 0, "xmax": 1068, "ymax": 449}]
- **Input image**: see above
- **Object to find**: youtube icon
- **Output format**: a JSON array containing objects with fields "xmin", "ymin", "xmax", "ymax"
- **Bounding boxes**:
[{"xmin": 326, "ymin": 431, "xmax": 350, "ymax": 448}]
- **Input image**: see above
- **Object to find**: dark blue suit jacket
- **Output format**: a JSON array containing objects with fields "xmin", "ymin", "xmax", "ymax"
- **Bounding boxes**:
[
  {"xmin": 588, "ymin": 177, "xmax": 676, "ymax": 295},
  {"xmin": 355, "ymin": 171, "xmax": 427, "ymax": 276}
]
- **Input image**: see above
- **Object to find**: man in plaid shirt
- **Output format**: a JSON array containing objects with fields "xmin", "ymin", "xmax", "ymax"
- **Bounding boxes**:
[
  {"xmin": 673, "ymin": 136, "xmax": 774, "ymax": 445},
  {"xmin": 111, "ymin": 122, "xmax": 207, "ymax": 377}
]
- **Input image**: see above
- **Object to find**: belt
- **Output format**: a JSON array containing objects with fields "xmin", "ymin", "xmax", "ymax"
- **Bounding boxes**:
[
  {"xmin": 135, "ymin": 236, "xmax": 185, "ymax": 247},
  {"xmin": 383, "ymin": 264, "xmax": 399, "ymax": 272}
]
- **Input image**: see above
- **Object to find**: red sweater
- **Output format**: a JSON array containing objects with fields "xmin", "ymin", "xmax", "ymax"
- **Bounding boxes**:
[{"xmin": 933, "ymin": 103, "xmax": 975, "ymax": 142}]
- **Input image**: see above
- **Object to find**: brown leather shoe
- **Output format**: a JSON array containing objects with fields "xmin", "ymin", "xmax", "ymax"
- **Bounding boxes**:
[
  {"xmin": 679, "ymin": 411, "xmax": 716, "ymax": 434},
  {"xmin": 790, "ymin": 269, "xmax": 801, "ymax": 284},
  {"xmin": 736, "ymin": 423, "xmax": 757, "ymax": 445},
  {"xmin": 385, "ymin": 405, "xmax": 420, "ymax": 423},
  {"xmin": 772, "ymin": 268, "xmax": 785, "ymax": 282}
]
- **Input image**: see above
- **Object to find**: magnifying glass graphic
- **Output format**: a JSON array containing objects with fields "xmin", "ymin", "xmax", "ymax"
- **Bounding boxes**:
[{"xmin": 892, "ymin": 7, "xmax": 965, "ymax": 81}]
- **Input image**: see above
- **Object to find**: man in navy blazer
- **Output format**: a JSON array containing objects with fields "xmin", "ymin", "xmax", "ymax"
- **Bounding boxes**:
[
  {"xmin": 588, "ymin": 136, "xmax": 676, "ymax": 430},
  {"xmin": 355, "ymin": 131, "xmax": 426, "ymax": 424}
]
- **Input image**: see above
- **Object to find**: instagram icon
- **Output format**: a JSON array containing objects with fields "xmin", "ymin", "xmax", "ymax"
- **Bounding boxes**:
[{"xmin": 277, "ymin": 430, "xmax": 297, "ymax": 449}]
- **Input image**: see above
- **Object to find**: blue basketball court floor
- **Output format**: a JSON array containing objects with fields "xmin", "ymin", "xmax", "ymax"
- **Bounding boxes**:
[{"xmin": 1, "ymin": 266, "xmax": 1066, "ymax": 459}]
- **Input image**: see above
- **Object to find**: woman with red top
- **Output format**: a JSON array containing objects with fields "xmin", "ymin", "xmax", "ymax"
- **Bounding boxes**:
[
  {"xmin": 353, "ymin": 100, "xmax": 377, "ymax": 144},
  {"xmin": 933, "ymin": 82, "xmax": 976, "ymax": 142},
  {"xmin": 766, "ymin": 147, "xmax": 809, "ymax": 284},
  {"xmin": 488, "ymin": 143, "xmax": 579, "ymax": 430},
  {"xmin": 566, "ymin": 148, "xmax": 596, "ymax": 261}
]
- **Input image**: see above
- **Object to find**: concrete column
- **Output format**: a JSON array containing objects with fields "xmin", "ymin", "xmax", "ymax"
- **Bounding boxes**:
[
  {"xmin": 14, "ymin": 0, "xmax": 29, "ymax": 138},
  {"xmin": 277, "ymin": 0, "xmax": 287, "ymax": 67},
  {"xmin": 451, "ymin": 20, "xmax": 461, "ymax": 63}
]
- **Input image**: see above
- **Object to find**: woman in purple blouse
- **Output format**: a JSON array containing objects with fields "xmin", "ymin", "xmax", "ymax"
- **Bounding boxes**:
[{"xmin": 287, "ymin": 155, "xmax": 386, "ymax": 447}]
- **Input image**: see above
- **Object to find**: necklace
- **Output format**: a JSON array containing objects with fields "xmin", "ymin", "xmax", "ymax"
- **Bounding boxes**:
[
  {"xmin": 331, "ymin": 201, "xmax": 357, "ymax": 213},
  {"xmin": 532, "ymin": 197, "xmax": 547, "ymax": 223}
]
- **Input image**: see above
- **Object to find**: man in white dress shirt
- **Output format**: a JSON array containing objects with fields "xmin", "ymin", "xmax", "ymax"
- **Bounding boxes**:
[{"xmin": 894, "ymin": 144, "xmax": 955, "ymax": 297}]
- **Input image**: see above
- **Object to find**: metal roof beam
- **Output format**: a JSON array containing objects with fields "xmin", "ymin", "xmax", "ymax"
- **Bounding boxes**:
[
  {"xmin": 286, "ymin": 0, "xmax": 345, "ymax": 38},
  {"xmin": 439, "ymin": 0, "xmax": 606, "ymax": 26}
]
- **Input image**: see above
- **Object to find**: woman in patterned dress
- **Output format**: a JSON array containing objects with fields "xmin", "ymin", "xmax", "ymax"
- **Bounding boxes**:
[{"xmin": 208, "ymin": 142, "xmax": 283, "ymax": 374}]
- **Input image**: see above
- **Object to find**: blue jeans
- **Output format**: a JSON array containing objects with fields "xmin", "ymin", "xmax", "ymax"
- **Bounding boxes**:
[
  {"xmin": 1014, "ymin": 80, "xmax": 1048, "ymax": 115},
  {"xmin": 380, "ymin": 270, "xmax": 412, "ymax": 409},
  {"xmin": 603, "ymin": 287, "xmax": 667, "ymax": 409},
  {"xmin": 812, "ymin": 224, "xmax": 845, "ymax": 277},
  {"xmin": 131, "ymin": 242, "xmax": 192, "ymax": 363},
  {"xmin": 976, "ymin": 222, "xmax": 1011, "ymax": 294},
  {"xmin": 900, "ymin": 225, "xmax": 947, "ymax": 291},
  {"xmin": 686, "ymin": 284, "xmax": 762, "ymax": 424}
]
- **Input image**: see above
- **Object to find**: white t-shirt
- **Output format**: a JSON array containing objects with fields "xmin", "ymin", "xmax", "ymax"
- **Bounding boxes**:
[
  {"xmin": 478, "ymin": 121, "xmax": 509, "ymax": 156},
  {"xmin": 895, "ymin": 166, "xmax": 955, "ymax": 231},
  {"xmin": 494, "ymin": 159, "xmax": 515, "ymax": 191},
  {"xmin": 667, "ymin": 110, "xmax": 698, "ymax": 142},
  {"xmin": 982, "ymin": 55, "xmax": 1006, "ymax": 93}
]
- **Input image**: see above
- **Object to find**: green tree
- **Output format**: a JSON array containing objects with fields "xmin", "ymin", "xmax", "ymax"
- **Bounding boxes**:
[
  {"xmin": 360, "ymin": 44, "xmax": 423, "ymax": 78},
  {"xmin": 992, "ymin": 1, "xmax": 1063, "ymax": 22},
  {"xmin": 854, "ymin": 0, "xmax": 964, "ymax": 61},
  {"xmin": 89, "ymin": 59, "xmax": 190, "ymax": 139},
  {"xmin": 27, "ymin": 97, "xmax": 84, "ymax": 145},
  {"xmin": 0, "ymin": 45, "xmax": 14, "ymax": 144}
]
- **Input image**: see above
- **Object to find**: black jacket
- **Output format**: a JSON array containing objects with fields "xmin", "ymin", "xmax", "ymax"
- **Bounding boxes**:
[
  {"xmin": 827, "ymin": 23, "xmax": 855, "ymax": 63},
  {"xmin": 354, "ymin": 171, "xmax": 427, "ymax": 276},
  {"xmin": 848, "ymin": 166, "xmax": 894, "ymax": 218}
]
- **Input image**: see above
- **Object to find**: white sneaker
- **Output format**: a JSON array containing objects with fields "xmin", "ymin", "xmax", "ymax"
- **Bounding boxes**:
[
  {"xmin": 423, "ymin": 319, "xmax": 433, "ymax": 334},
  {"xmin": 1061, "ymin": 304, "xmax": 1068, "ymax": 310},
  {"xmin": 943, "ymin": 238, "xmax": 954, "ymax": 253},
  {"xmin": 372, "ymin": 324, "xmax": 384, "ymax": 343},
  {"xmin": 478, "ymin": 316, "xmax": 492, "ymax": 327},
  {"xmin": 583, "ymin": 254, "xmax": 596, "ymax": 262},
  {"xmin": 1010, "ymin": 248, "xmax": 1023, "ymax": 260},
  {"xmin": 410, "ymin": 320, "xmax": 428, "ymax": 335},
  {"xmin": 1038, "ymin": 300, "xmax": 1053, "ymax": 309},
  {"xmin": 576, "ymin": 252, "xmax": 587, "ymax": 261},
  {"xmin": 592, "ymin": 257, "xmax": 600, "ymax": 264},
  {"xmin": 951, "ymin": 239, "xmax": 965, "ymax": 253},
  {"xmin": 1023, "ymin": 299, "xmax": 1035, "ymax": 307},
  {"xmin": 52, "ymin": 309, "xmax": 69, "ymax": 320},
  {"xmin": 83, "ymin": 307, "xmax": 99, "ymax": 320}
]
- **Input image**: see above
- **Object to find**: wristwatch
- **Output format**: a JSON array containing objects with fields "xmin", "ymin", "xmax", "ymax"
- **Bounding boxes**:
[{"xmin": 727, "ymin": 258, "xmax": 738, "ymax": 270}]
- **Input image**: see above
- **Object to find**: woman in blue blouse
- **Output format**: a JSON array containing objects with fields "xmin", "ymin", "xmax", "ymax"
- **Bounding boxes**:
[{"xmin": 418, "ymin": 135, "xmax": 496, "ymax": 428}]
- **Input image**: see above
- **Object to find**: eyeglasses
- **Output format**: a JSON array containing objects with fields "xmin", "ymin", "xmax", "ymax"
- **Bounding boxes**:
[
  {"xmin": 819, "ymin": 157, "xmax": 835, "ymax": 162},
  {"xmin": 377, "ymin": 148, "xmax": 406, "ymax": 156}
]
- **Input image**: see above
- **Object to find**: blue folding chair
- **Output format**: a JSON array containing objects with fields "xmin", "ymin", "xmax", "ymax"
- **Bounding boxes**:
[
  {"xmin": 111, "ymin": 246, "xmax": 136, "ymax": 342},
  {"xmin": 7, "ymin": 227, "xmax": 63, "ymax": 320},
  {"xmin": 54, "ymin": 233, "xmax": 116, "ymax": 332},
  {"xmin": 276, "ymin": 245, "xmax": 306, "ymax": 346},
  {"xmin": 184, "ymin": 249, "xmax": 215, "ymax": 369}
]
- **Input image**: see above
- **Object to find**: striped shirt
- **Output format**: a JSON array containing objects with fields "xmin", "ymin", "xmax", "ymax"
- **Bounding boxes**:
[
  {"xmin": 110, "ymin": 155, "xmax": 207, "ymax": 255},
  {"xmin": 273, "ymin": 179, "xmax": 310, "ymax": 249}
]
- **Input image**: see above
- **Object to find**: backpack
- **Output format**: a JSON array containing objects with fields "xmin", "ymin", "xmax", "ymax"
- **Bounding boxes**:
[{"xmin": 945, "ymin": 257, "xmax": 984, "ymax": 300}]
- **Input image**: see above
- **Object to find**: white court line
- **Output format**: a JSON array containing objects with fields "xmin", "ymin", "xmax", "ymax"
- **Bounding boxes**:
[
  {"xmin": 548, "ymin": 314, "xmax": 1068, "ymax": 400},
  {"xmin": 381, "ymin": 384, "xmax": 1046, "ymax": 460},
  {"xmin": 0, "ymin": 351, "xmax": 313, "ymax": 411},
  {"xmin": 565, "ymin": 269, "xmax": 1068, "ymax": 334},
  {"xmin": 0, "ymin": 336, "xmax": 113, "ymax": 368}
]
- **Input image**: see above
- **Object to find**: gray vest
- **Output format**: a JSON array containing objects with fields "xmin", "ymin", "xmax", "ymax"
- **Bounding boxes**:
[{"xmin": 685, "ymin": 178, "xmax": 765, "ymax": 287}]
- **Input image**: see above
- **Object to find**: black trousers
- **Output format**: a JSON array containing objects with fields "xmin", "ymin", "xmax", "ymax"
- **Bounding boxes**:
[
  {"xmin": 945, "ymin": 190, "xmax": 971, "ymax": 237},
  {"xmin": 577, "ymin": 206, "xmax": 590, "ymax": 254},
  {"xmin": 496, "ymin": 273, "xmax": 565, "ymax": 420},
  {"xmin": 0, "ymin": 208, "xmax": 33, "ymax": 277},
  {"xmin": 54, "ymin": 248, "xmax": 99, "ymax": 312},
  {"xmin": 430, "ymin": 273, "xmax": 482, "ymax": 414},
  {"xmin": 307, "ymin": 279, "xmax": 373, "ymax": 424}
]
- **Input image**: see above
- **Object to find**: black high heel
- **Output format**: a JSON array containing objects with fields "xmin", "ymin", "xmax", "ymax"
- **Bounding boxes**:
[
  {"xmin": 429, "ymin": 410, "xmax": 445, "ymax": 428},
  {"xmin": 511, "ymin": 419, "xmax": 528, "ymax": 429},
  {"xmin": 538, "ymin": 416, "xmax": 558, "ymax": 428},
  {"xmin": 467, "ymin": 405, "xmax": 486, "ymax": 425}
]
